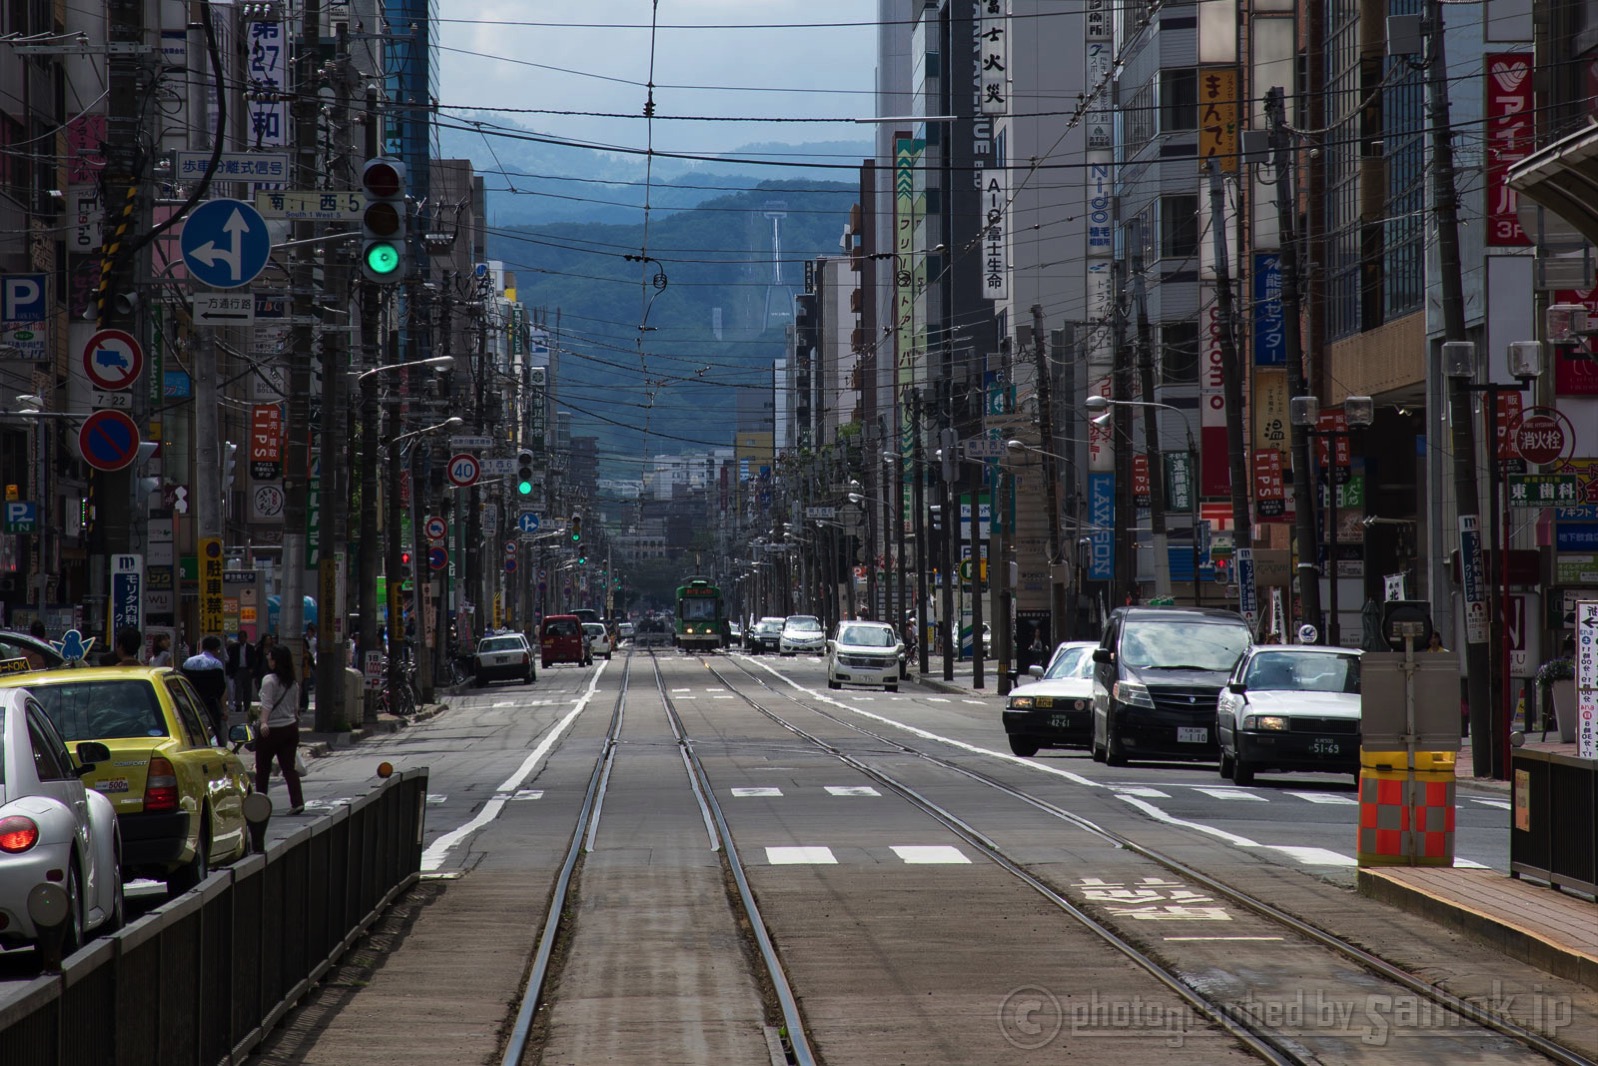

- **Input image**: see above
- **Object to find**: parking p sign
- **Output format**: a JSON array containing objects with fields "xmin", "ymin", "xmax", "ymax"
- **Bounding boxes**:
[{"xmin": 2, "ymin": 501, "xmax": 36, "ymax": 533}]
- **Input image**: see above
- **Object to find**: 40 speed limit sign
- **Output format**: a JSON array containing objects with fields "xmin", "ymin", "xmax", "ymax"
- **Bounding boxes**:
[{"xmin": 447, "ymin": 453, "xmax": 481, "ymax": 487}]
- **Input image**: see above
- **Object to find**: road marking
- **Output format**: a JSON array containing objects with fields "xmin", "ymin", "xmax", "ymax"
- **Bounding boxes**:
[
  {"xmin": 426, "ymin": 793, "xmax": 448, "ymax": 806},
  {"xmin": 825, "ymin": 786, "xmax": 880, "ymax": 797},
  {"xmin": 1112, "ymin": 786, "xmax": 1170, "ymax": 798},
  {"xmin": 1266, "ymin": 846, "xmax": 1356, "ymax": 867},
  {"xmin": 1117, "ymin": 796, "xmax": 1260, "ymax": 847},
  {"xmin": 1165, "ymin": 936, "xmax": 1285, "ymax": 942},
  {"xmin": 1287, "ymin": 792, "xmax": 1359, "ymax": 805},
  {"xmin": 925, "ymin": 697, "xmax": 951, "ymax": 703},
  {"xmin": 421, "ymin": 662, "xmax": 607, "ymax": 872},
  {"xmin": 1470, "ymin": 798, "xmax": 1511, "ymax": 809},
  {"xmin": 892, "ymin": 845, "xmax": 970, "ymax": 864},
  {"xmin": 511, "ymin": 789, "xmax": 544, "ymax": 800},
  {"xmin": 1191, "ymin": 788, "xmax": 1267, "ymax": 801},
  {"xmin": 767, "ymin": 846, "xmax": 836, "ymax": 865},
  {"xmin": 732, "ymin": 787, "xmax": 783, "ymax": 797},
  {"xmin": 493, "ymin": 701, "xmax": 517, "ymax": 708},
  {"xmin": 962, "ymin": 699, "xmax": 986, "ymax": 705}
]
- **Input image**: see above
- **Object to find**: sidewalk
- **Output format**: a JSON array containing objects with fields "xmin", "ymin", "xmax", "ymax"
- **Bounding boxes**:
[{"xmin": 910, "ymin": 652, "xmax": 1597, "ymax": 989}]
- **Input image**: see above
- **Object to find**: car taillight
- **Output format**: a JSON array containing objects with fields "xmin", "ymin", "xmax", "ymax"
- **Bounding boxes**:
[
  {"xmin": 145, "ymin": 756, "xmax": 180, "ymax": 812},
  {"xmin": 0, "ymin": 816, "xmax": 39, "ymax": 853},
  {"xmin": 521, "ymin": 652, "xmax": 529, "ymax": 664}
]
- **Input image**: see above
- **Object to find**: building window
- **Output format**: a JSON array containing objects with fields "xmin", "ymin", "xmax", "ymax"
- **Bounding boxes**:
[
  {"xmin": 1124, "ymin": 80, "xmax": 1155, "ymax": 155},
  {"xmin": 1159, "ymin": 194, "xmax": 1199, "ymax": 261},
  {"xmin": 1160, "ymin": 69, "xmax": 1198, "ymax": 132},
  {"xmin": 1160, "ymin": 322, "xmax": 1199, "ymax": 385}
]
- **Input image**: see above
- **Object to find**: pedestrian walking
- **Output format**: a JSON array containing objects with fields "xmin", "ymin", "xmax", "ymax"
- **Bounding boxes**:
[
  {"xmin": 148, "ymin": 633, "xmax": 173, "ymax": 668},
  {"xmin": 254, "ymin": 643, "xmax": 305, "ymax": 815},
  {"xmin": 181, "ymin": 636, "xmax": 229, "ymax": 742},
  {"xmin": 252, "ymin": 633, "xmax": 276, "ymax": 713},
  {"xmin": 111, "ymin": 626, "xmax": 142, "ymax": 666}
]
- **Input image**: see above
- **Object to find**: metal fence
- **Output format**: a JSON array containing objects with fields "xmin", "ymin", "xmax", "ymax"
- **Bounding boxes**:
[
  {"xmin": 1510, "ymin": 749, "xmax": 1596, "ymax": 896},
  {"xmin": 0, "ymin": 767, "xmax": 427, "ymax": 1066}
]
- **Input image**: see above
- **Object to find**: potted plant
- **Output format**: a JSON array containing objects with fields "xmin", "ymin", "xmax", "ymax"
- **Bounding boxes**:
[{"xmin": 1536, "ymin": 655, "xmax": 1576, "ymax": 742}]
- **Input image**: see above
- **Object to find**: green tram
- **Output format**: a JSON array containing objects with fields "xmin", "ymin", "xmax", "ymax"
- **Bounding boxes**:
[{"xmin": 674, "ymin": 578, "xmax": 728, "ymax": 651}]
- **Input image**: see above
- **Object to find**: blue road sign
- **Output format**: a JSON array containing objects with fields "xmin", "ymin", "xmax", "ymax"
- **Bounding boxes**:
[
  {"xmin": 517, "ymin": 512, "xmax": 540, "ymax": 533},
  {"xmin": 78, "ymin": 409, "xmax": 141, "ymax": 471},
  {"xmin": 428, "ymin": 547, "xmax": 447, "ymax": 572},
  {"xmin": 505, "ymin": 558, "xmax": 518, "ymax": 574},
  {"xmin": 180, "ymin": 199, "xmax": 271, "ymax": 289}
]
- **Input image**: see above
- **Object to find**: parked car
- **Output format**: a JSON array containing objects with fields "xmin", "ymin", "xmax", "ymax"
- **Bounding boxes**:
[
  {"xmin": 0, "ymin": 687, "xmax": 122, "ymax": 953},
  {"xmin": 1090, "ymin": 607, "xmax": 1253, "ymax": 766},
  {"xmin": 779, "ymin": 615, "xmax": 825, "ymax": 656},
  {"xmin": 616, "ymin": 622, "xmax": 635, "ymax": 643},
  {"xmin": 473, "ymin": 634, "xmax": 535, "ymax": 686},
  {"xmin": 0, "ymin": 632, "xmax": 69, "ymax": 674},
  {"xmin": 582, "ymin": 623, "xmax": 614, "ymax": 660},
  {"xmin": 540, "ymin": 615, "xmax": 591, "ymax": 668},
  {"xmin": 825, "ymin": 621, "xmax": 903, "ymax": 692},
  {"xmin": 746, "ymin": 617, "xmax": 785, "ymax": 655},
  {"xmin": 1216, "ymin": 645, "xmax": 1363, "ymax": 785},
  {"xmin": 0, "ymin": 666, "xmax": 253, "ymax": 898},
  {"xmin": 1002, "ymin": 641, "xmax": 1099, "ymax": 756}
]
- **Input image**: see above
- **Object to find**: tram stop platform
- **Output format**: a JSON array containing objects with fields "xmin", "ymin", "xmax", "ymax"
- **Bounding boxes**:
[{"xmin": 914, "ymin": 655, "xmax": 1598, "ymax": 991}]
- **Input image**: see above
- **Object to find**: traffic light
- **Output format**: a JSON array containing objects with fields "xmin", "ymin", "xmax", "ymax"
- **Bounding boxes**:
[
  {"xmin": 360, "ymin": 157, "xmax": 406, "ymax": 284},
  {"xmin": 570, "ymin": 513, "xmax": 581, "ymax": 543},
  {"xmin": 516, "ymin": 450, "xmax": 535, "ymax": 496},
  {"xmin": 399, "ymin": 550, "xmax": 413, "ymax": 578},
  {"xmin": 223, "ymin": 441, "xmax": 238, "ymax": 491}
]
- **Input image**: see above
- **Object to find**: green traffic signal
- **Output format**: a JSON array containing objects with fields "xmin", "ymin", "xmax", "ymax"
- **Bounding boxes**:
[
  {"xmin": 517, "ymin": 478, "xmax": 533, "ymax": 495},
  {"xmin": 365, "ymin": 241, "xmax": 401, "ymax": 276}
]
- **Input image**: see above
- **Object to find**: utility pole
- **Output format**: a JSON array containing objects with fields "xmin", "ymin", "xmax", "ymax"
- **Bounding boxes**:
[
  {"xmin": 278, "ymin": 0, "xmax": 324, "ymax": 688},
  {"xmin": 357, "ymin": 84, "xmax": 382, "ymax": 724},
  {"xmin": 1206, "ymin": 159, "xmax": 1254, "ymax": 594},
  {"xmin": 969, "ymin": 457, "xmax": 984, "ymax": 689},
  {"xmin": 995, "ymin": 466, "xmax": 1013, "ymax": 695},
  {"xmin": 1111, "ymin": 260, "xmax": 1136, "ymax": 604},
  {"xmin": 1031, "ymin": 305, "xmax": 1066, "ymax": 641},
  {"xmin": 315, "ymin": 23, "xmax": 353, "ymax": 731},
  {"xmin": 1266, "ymin": 86, "xmax": 1323, "ymax": 637},
  {"xmin": 1131, "ymin": 225, "xmax": 1171, "ymax": 600},
  {"xmin": 912, "ymin": 390, "xmax": 929, "ymax": 674},
  {"xmin": 1421, "ymin": 4, "xmax": 1493, "ymax": 776}
]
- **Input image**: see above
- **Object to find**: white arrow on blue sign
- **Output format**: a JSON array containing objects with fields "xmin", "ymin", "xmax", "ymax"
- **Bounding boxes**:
[
  {"xmin": 517, "ymin": 512, "xmax": 540, "ymax": 533},
  {"xmin": 180, "ymin": 199, "xmax": 272, "ymax": 289}
]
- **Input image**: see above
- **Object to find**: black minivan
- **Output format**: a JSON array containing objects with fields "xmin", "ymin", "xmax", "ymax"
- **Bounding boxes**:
[{"xmin": 1091, "ymin": 606, "xmax": 1253, "ymax": 766}]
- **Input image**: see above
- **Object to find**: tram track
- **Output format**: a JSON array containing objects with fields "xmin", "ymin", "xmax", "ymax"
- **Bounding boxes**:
[
  {"xmin": 497, "ymin": 648, "xmax": 814, "ymax": 1066},
  {"xmin": 702, "ymin": 651, "xmax": 1595, "ymax": 1066}
]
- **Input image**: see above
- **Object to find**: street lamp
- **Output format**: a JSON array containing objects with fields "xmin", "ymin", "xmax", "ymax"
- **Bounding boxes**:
[
  {"xmin": 1442, "ymin": 340, "xmax": 1547, "ymax": 779},
  {"xmin": 1288, "ymin": 395, "xmax": 1374, "ymax": 646},
  {"xmin": 1083, "ymin": 397, "xmax": 1201, "ymax": 609}
]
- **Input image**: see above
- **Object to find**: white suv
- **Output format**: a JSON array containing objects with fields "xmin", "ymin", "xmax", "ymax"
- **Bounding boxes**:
[
  {"xmin": 826, "ymin": 621, "xmax": 903, "ymax": 691},
  {"xmin": 779, "ymin": 615, "xmax": 825, "ymax": 656}
]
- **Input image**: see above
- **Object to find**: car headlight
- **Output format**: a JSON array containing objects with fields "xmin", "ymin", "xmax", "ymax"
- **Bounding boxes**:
[
  {"xmin": 1009, "ymin": 696, "xmax": 1036, "ymax": 710},
  {"xmin": 1112, "ymin": 681, "xmax": 1155, "ymax": 709},
  {"xmin": 1244, "ymin": 714, "xmax": 1288, "ymax": 731}
]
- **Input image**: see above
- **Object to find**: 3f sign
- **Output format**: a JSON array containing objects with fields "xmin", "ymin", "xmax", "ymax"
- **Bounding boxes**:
[{"xmin": 2, "ymin": 274, "xmax": 46, "ymax": 320}]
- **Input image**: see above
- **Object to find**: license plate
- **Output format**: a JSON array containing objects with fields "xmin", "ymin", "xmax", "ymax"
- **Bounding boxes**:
[
  {"xmin": 1310, "ymin": 738, "xmax": 1342, "ymax": 755},
  {"xmin": 1049, "ymin": 714, "xmax": 1075, "ymax": 729},
  {"xmin": 95, "ymin": 778, "xmax": 130, "ymax": 794},
  {"xmin": 1177, "ymin": 727, "xmax": 1208, "ymax": 744}
]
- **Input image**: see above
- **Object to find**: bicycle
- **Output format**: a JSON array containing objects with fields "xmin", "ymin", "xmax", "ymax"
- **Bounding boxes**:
[{"xmin": 378, "ymin": 657, "xmax": 420, "ymax": 717}]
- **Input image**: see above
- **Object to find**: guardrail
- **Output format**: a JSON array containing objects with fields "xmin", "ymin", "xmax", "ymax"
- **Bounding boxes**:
[
  {"xmin": 0, "ymin": 767, "xmax": 427, "ymax": 1066},
  {"xmin": 1510, "ymin": 749, "xmax": 1596, "ymax": 896}
]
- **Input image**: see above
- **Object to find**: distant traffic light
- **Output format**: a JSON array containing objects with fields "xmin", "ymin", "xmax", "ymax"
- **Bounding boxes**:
[
  {"xmin": 398, "ymin": 549, "xmax": 412, "ymax": 577},
  {"xmin": 516, "ymin": 450, "xmax": 535, "ymax": 496},
  {"xmin": 223, "ymin": 441, "xmax": 238, "ymax": 492},
  {"xmin": 360, "ymin": 157, "xmax": 406, "ymax": 284},
  {"xmin": 570, "ymin": 513, "xmax": 582, "ymax": 542}
]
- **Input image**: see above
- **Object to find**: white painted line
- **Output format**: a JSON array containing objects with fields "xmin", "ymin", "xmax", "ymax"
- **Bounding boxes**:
[
  {"xmin": 1455, "ymin": 859, "xmax": 1490, "ymax": 869},
  {"xmin": 962, "ymin": 699, "xmax": 986, "ymax": 705},
  {"xmin": 767, "ymin": 846, "xmax": 837, "ymax": 865},
  {"xmin": 426, "ymin": 793, "xmax": 448, "ymax": 806},
  {"xmin": 492, "ymin": 701, "xmax": 516, "ymax": 708},
  {"xmin": 1117, "ymin": 796, "xmax": 1262, "ymax": 847},
  {"xmin": 1164, "ymin": 936, "xmax": 1285, "ymax": 942},
  {"xmin": 1112, "ymin": 786, "xmax": 1170, "ymax": 798},
  {"xmin": 1287, "ymin": 792, "xmax": 1359, "ymax": 805},
  {"xmin": 825, "ymin": 786, "xmax": 881, "ymax": 797},
  {"xmin": 421, "ymin": 662, "xmax": 607, "ymax": 872},
  {"xmin": 511, "ymin": 789, "xmax": 543, "ymax": 800},
  {"xmin": 1470, "ymin": 798, "xmax": 1511, "ymax": 809},
  {"xmin": 925, "ymin": 697, "xmax": 951, "ymax": 703},
  {"xmin": 892, "ymin": 845, "xmax": 970, "ymax": 864},
  {"xmin": 714, "ymin": 695, "xmax": 735, "ymax": 699},
  {"xmin": 671, "ymin": 688, "xmax": 693, "ymax": 692},
  {"xmin": 1192, "ymin": 788, "xmax": 1267, "ymax": 801},
  {"xmin": 732, "ymin": 787, "xmax": 783, "ymax": 797},
  {"xmin": 1267, "ymin": 846, "xmax": 1357, "ymax": 867}
]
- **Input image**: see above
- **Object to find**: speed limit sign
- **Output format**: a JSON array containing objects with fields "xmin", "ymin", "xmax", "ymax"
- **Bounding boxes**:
[{"xmin": 447, "ymin": 453, "xmax": 480, "ymax": 487}]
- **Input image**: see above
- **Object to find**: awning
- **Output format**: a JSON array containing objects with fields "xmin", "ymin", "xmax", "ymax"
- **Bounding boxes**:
[{"xmin": 1507, "ymin": 121, "xmax": 1598, "ymax": 247}]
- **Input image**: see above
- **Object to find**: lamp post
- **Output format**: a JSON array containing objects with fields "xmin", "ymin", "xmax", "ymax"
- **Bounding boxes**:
[
  {"xmin": 385, "ymin": 415, "xmax": 462, "ymax": 714},
  {"xmin": 1287, "ymin": 395, "xmax": 1374, "ymax": 646},
  {"xmin": 1083, "ymin": 397, "xmax": 1201, "ymax": 608},
  {"xmin": 1444, "ymin": 341, "xmax": 1547, "ymax": 779}
]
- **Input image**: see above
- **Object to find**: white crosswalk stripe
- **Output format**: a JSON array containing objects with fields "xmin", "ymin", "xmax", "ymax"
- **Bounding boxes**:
[
  {"xmin": 891, "ymin": 845, "xmax": 970, "ymax": 864},
  {"xmin": 1470, "ymin": 798, "xmax": 1511, "ymax": 809},
  {"xmin": 1287, "ymin": 792, "xmax": 1359, "ymax": 805},
  {"xmin": 1192, "ymin": 787, "xmax": 1267, "ymax": 801},
  {"xmin": 1112, "ymin": 786, "xmax": 1170, "ymax": 798},
  {"xmin": 766, "ymin": 846, "xmax": 836, "ymax": 865},
  {"xmin": 825, "ymin": 786, "xmax": 881, "ymax": 797},
  {"xmin": 731, "ymin": 787, "xmax": 783, "ymax": 797}
]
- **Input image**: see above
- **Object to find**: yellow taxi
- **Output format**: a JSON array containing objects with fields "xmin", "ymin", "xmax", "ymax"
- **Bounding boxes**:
[{"xmin": 0, "ymin": 665, "xmax": 253, "ymax": 897}]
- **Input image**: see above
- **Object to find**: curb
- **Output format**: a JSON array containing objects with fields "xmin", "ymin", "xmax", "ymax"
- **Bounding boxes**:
[{"xmin": 300, "ymin": 702, "xmax": 449, "ymax": 759}]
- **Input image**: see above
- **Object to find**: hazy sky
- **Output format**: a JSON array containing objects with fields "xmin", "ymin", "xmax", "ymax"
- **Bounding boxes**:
[{"xmin": 436, "ymin": 3, "xmax": 880, "ymax": 159}]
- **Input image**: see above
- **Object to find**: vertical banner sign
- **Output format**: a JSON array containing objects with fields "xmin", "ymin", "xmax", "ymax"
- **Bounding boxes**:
[
  {"xmin": 1132, "ymin": 454, "xmax": 1151, "ymax": 510},
  {"xmin": 1459, "ymin": 515, "xmax": 1490, "ymax": 643},
  {"xmin": 246, "ymin": 16, "xmax": 287, "ymax": 158},
  {"xmin": 250, "ymin": 403, "xmax": 282, "ymax": 479},
  {"xmin": 1200, "ymin": 290, "xmax": 1230, "ymax": 496},
  {"xmin": 978, "ymin": 6, "xmax": 1008, "ymax": 115},
  {"xmin": 1493, "ymin": 391, "xmax": 1524, "ymax": 463},
  {"xmin": 1576, "ymin": 600, "xmax": 1596, "ymax": 760},
  {"xmin": 1085, "ymin": 42, "xmax": 1113, "ymax": 150},
  {"xmin": 1254, "ymin": 450, "xmax": 1286, "ymax": 519},
  {"xmin": 1552, "ymin": 287, "xmax": 1598, "ymax": 395},
  {"xmin": 1484, "ymin": 54, "xmax": 1534, "ymax": 247},
  {"xmin": 111, "ymin": 555, "xmax": 143, "ymax": 636},
  {"xmin": 68, "ymin": 113, "xmax": 105, "ymax": 318},
  {"xmin": 528, "ymin": 366, "xmax": 547, "ymax": 450},
  {"xmin": 1315, "ymin": 410, "xmax": 1351, "ymax": 482},
  {"xmin": 894, "ymin": 138, "xmax": 924, "ymax": 387},
  {"xmin": 1198, "ymin": 69, "xmax": 1239, "ymax": 172},
  {"xmin": 981, "ymin": 169, "xmax": 1009, "ymax": 301},
  {"xmin": 1252, "ymin": 368, "xmax": 1289, "ymax": 457},
  {"xmin": 1088, "ymin": 473, "xmax": 1115, "ymax": 580},
  {"xmin": 199, "ymin": 538, "xmax": 224, "ymax": 636},
  {"xmin": 1253, "ymin": 252, "xmax": 1286, "ymax": 365},
  {"xmin": 1086, "ymin": 156, "xmax": 1114, "ymax": 255},
  {"xmin": 1236, "ymin": 547, "xmax": 1258, "ymax": 628},
  {"xmin": 1164, "ymin": 452, "xmax": 1193, "ymax": 513}
]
